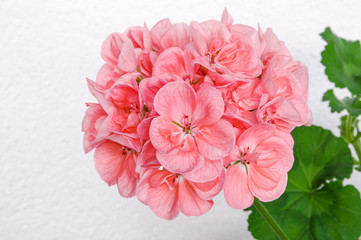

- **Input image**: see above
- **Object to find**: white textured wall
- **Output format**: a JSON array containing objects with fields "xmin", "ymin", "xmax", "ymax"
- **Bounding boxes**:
[{"xmin": 1, "ymin": 1, "xmax": 361, "ymax": 239}]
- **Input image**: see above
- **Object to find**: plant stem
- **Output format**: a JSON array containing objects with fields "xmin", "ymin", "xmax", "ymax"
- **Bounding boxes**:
[
  {"xmin": 253, "ymin": 198, "xmax": 290, "ymax": 240},
  {"xmin": 352, "ymin": 139, "xmax": 361, "ymax": 165},
  {"xmin": 344, "ymin": 115, "xmax": 361, "ymax": 167}
]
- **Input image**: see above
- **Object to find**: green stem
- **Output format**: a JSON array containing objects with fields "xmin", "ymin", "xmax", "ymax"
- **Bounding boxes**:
[
  {"xmin": 253, "ymin": 198, "xmax": 290, "ymax": 240},
  {"xmin": 352, "ymin": 139, "xmax": 361, "ymax": 165},
  {"xmin": 344, "ymin": 115, "xmax": 361, "ymax": 168}
]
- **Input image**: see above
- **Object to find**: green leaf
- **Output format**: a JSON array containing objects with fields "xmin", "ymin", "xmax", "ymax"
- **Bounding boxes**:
[
  {"xmin": 320, "ymin": 27, "xmax": 361, "ymax": 94},
  {"xmin": 247, "ymin": 126, "xmax": 360, "ymax": 240},
  {"xmin": 322, "ymin": 89, "xmax": 361, "ymax": 116}
]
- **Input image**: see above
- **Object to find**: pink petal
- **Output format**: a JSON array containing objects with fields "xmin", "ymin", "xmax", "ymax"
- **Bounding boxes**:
[
  {"xmin": 136, "ymin": 169, "xmax": 156, "ymax": 204},
  {"xmin": 152, "ymin": 47, "xmax": 187, "ymax": 78},
  {"xmin": 193, "ymin": 86, "xmax": 224, "ymax": 126},
  {"xmin": 87, "ymin": 78, "xmax": 112, "ymax": 114},
  {"xmin": 255, "ymin": 136, "xmax": 294, "ymax": 172},
  {"xmin": 224, "ymin": 164, "xmax": 254, "ymax": 209},
  {"xmin": 139, "ymin": 75, "xmax": 177, "ymax": 109},
  {"xmin": 138, "ymin": 140, "xmax": 159, "ymax": 172},
  {"xmin": 248, "ymin": 166, "xmax": 288, "ymax": 202},
  {"xmin": 94, "ymin": 141, "xmax": 125, "ymax": 185},
  {"xmin": 161, "ymin": 23, "xmax": 191, "ymax": 49},
  {"xmin": 150, "ymin": 18, "xmax": 172, "ymax": 52},
  {"xmin": 156, "ymin": 148, "xmax": 203, "ymax": 173},
  {"xmin": 137, "ymin": 116, "xmax": 154, "ymax": 140},
  {"xmin": 153, "ymin": 81, "xmax": 196, "ymax": 123},
  {"xmin": 221, "ymin": 8, "xmax": 234, "ymax": 29},
  {"xmin": 101, "ymin": 33, "xmax": 125, "ymax": 66},
  {"xmin": 196, "ymin": 119, "xmax": 235, "ymax": 160},
  {"xmin": 147, "ymin": 179, "xmax": 179, "ymax": 220},
  {"xmin": 143, "ymin": 23, "xmax": 152, "ymax": 51},
  {"xmin": 178, "ymin": 178, "xmax": 213, "ymax": 216},
  {"xmin": 117, "ymin": 154, "xmax": 138, "ymax": 198},
  {"xmin": 237, "ymin": 124, "xmax": 275, "ymax": 153},
  {"xmin": 106, "ymin": 133, "xmax": 142, "ymax": 152},
  {"xmin": 183, "ymin": 159, "xmax": 223, "ymax": 182},
  {"xmin": 96, "ymin": 64, "xmax": 114, "ymax": 88},
  {"xmin": 191, "ymin": 169, "xmax": 225, "ymax": 200},
  {"xmin": 118, "ymin": 39, "xmax": 137, "ymax": 73},
  {"xmin": 149, "ymin": 116, "xmax": 183, "ymax": 153}
]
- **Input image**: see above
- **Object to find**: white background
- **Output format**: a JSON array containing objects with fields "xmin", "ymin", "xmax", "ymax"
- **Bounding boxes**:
[{"xmin": 1, "ymin": 0, "xmax": 361, "ymax": 239}]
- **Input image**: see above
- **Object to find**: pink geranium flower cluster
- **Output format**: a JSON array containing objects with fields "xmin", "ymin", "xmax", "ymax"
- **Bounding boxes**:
[{"xmin": 82, "ymin": 9, "xmax": 312, "ymax": 220}]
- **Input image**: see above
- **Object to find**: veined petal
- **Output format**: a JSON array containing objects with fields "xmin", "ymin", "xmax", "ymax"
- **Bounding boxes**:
[
  {"xmin": 191, "ymin": 169, "xmax": 225, "ymax": 200},
  {"xmin": 153, "ymin": 81, "xmax": 196, "ymax": 123},
  {"xmin": 161, "ymin": 23, "xmax": 191, "ymax": 49},
  {"xmin": 196, "ymin": 119, "xmax": 235, "ymax": 160},
  {"xmin": 118, "ymin": 38, "xmax": 137, "ymax": 72},
  {"xmin": 117, "ymin": 169, "xmax": 137, "ymax": 198},
  {"xmin": 193, "ymin": 86, "xmax": 224, "ymax": 126},
  {"xmin": 248, "ymin": 165, "xmax": 287, "ymax": 202},
  {"xmin": 147, "ymin": 180, "xmax": 179, "ymax": 220},
  {"xmin": 224, "ymin": 164, "xmax": 254, "ymax": 209},
  {"xmin": 152, "ymin": 47, "xmax": 187, "ymax": 78},
  {"xmin": 149, "ymin": 116, "xmax": 183, "ymax": 153},
  {"xmin": 178, "ymin": 178, "xmax": 213, "ymax": 216},
  {"xmin": 237, "ymin": 124, "xmax": 275, "ymax": 153},
  {"xmin": 156, "ymin": 148, "xmax": 203, "ymax": 173},
  {"xmin": 183, "ymin": 159, "xmax": 223, "ymax": 182},
  {"xmin": 94, "ymin": 141, "xmax": 125, "ymax": 186},
  {"xmin": 255, "ymin": 136, "xmax": 294, "ymax": 172}
]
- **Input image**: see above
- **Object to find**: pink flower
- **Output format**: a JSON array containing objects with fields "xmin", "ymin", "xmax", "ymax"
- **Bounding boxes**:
[
  {"xmin": 260, "ymin": 56, "xmax": 312, "ymax": 127},
  {"xmin": 137, "ymin": 141, "xmax": 224, "ymax": 220},
  {"xmin": 223, "ymin": 124, "xmax": 293, "ymax": 209},
  {"xmin": 94, "ymin": 140, "xmax": 139, "ymax": 197},
  {"xmin": 190, "ymin": 19, "xmax": 263, "ymax": 80},
  {"xmin": 149, "ymin": 81, "xmax": 235, "ymax": 173},
  {"xmin": 82, "ymin": 103, "xmax": 109, "ymax": 154},
  {"xmin": 258, "ymin": 27, "xmax": 291, "ymax": 63},
  {"xmin": 83, "ymin": 9, "xmax": 312, "ymax": 219}
]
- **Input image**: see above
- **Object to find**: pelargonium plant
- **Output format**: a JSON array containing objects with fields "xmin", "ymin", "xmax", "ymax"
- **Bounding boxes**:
[
  {"xmin": 83, "ymin": 9, "xmax": 361, "ymax": 240},
  {"xmin": 83, "ymin": 7, "xmax": 311, "ymax": 220}
]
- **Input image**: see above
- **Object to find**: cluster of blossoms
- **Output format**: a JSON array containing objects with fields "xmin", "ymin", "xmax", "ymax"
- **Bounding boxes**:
[{"xmin": 82, "ymin": 9, "xmax": 312, "ymax": 220}]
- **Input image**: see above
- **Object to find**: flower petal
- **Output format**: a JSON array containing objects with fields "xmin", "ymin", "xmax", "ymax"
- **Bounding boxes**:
[
  {"xmin": 224, "ymin": 164, "xmax": 254, "ymax": 209},
  {"xmin": 147, "ymin": 180, "xmax": 179, "ymax": 220},
  {"xmin": 153, "ymin": 81, "xmax": 196, "ymax": 123},
  {"xmin": 94, "ymin": 141, "xmax": 125, "ymax": 185},
  {"xmin": 156, "ymin": 148, "xmax": 203, "ymax": 173},
  {"xmin": 149, "ymin": 116, "xmax": 183, "ymax": 153},
  {"xmin": 193, "ymin": 86, "xmax": 224, "ymax": 126},
  {"xmin": 191, "ymin": 169, "xmax": 225, "ymax": 200},
  {"xmin": 118, "ymin": 38, "xmax": 137, "ymax": 72},
  {"xmin": 196, "ymin": 119, "xmax": 235, "ymax": 160},
  {"xmin": 178, "ymin": 178, "xmax": 213, "ymax": 216},
  {"xmin": 248, "ymin": 165, "xmax": 287, "ymax": 202},
  {"xmin": 183, "ymin": 159, "xmax": 223, "ymax": 182},
  {"xmin": 237, "ymin": 124, "xmax": 275, "ymax": 153}
]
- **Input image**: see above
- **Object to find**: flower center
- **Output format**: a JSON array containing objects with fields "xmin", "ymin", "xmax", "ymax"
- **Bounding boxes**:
[
  {"xmin": 173, "ymin": 114, "xmax": 194, "ymax": 134},
  {"xmin": 205, "ymin": 49, "xmax": 221, "ymax": 67},
  {"xmin": 263, "ymin": 112, "xmax": 276, "ymax": 124}
]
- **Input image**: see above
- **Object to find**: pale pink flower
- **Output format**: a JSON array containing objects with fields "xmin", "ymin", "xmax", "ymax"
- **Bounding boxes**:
[
  {"xmin": 94, "ymin": 140, "xmax": 139, "ymax": 197},
  {"xmin": 83, "ymin": 9, "xmax": 312, "ymax": 219},
  {"xmin": 190, "ymin": 19, "xmax": 263, "ymax": 80},
  {"xmin": 223, "ymin": 124, "xmax": 293, "ymax": 209},
  {"xmin": 149, "ymin": 81, "xmax": 235, "ymax": 173},
  {"xmin": 221, "ymin": 78, "xmax": 263, "ymax": 112},
  {"xmin": 260, "ymin": 56, "xmax": 312, "ymax": 126},
  {"xmin": 82, "ymin": 103, "xmax": 109, "ymax": 154},
  {"xmin": 84, "ymin": 74, "xmax": 143, "ymax": 152},
  {"xmin": 137, "ymin": 141, "xmax": 224, "ymax": 220},
  {"xmin": 258, "ymin": 27, "xmax": 291, "ymax": 63}
]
